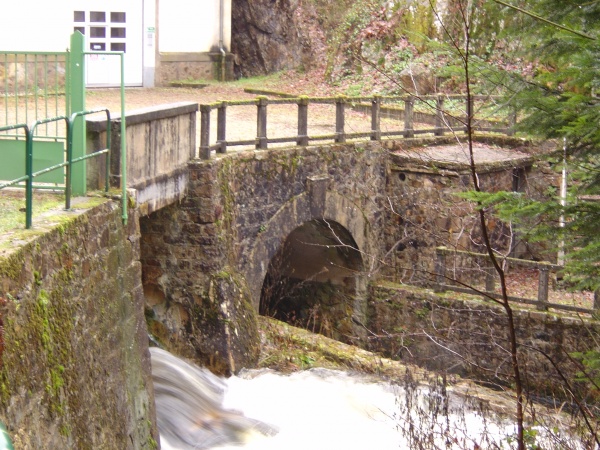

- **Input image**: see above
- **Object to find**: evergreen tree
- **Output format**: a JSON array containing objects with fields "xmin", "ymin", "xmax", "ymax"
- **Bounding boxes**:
[{"xmin": 497, "ymin": 0, "xmax": 600, "ymax": 291}]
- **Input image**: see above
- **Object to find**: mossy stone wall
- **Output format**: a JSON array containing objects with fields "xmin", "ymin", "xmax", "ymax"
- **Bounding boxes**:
[
  {"xmin": 381, "ymin": 137, "xmax": 538, "ymax": 286},
  {"xmin": 141, "ymin": 143, "xmax": 388, "ymax": 371},
  {"xmin": 0, "ymin": 201, "xmax": 158, "ymax": 450},
  {"xmin": 367, "ymin": 283, "xmax": 599, "ymax": 400}
]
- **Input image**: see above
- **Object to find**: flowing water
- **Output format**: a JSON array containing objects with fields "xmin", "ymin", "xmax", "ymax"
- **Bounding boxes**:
[{"xmin": 150, "ymin": 347, "xmax": 586, "ymax": 450}]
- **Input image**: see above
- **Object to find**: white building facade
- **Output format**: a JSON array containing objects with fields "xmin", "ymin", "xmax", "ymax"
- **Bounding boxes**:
[{"xmin": 0, "ymin": 0, "xmax": 232, "ymax": 86}]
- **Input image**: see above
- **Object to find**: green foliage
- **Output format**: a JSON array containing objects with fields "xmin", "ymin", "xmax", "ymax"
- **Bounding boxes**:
[
  {"xmin": 484, "ymin": 1, "xmax": 600, "ymax": 290},
  {"xmin": 506, "ymin": 426, "xmax": 542, "ymax": 449},
  {"xmin": 398, "ymin": 1, "xmax": 437, "ymax": 51},
  {"xmin": 572, "ymin": 349, "xmax": 600, "ymax": 389},
  {"xmin": 442, "ymin": 0, "xmax": 515, "ymax": 58}
]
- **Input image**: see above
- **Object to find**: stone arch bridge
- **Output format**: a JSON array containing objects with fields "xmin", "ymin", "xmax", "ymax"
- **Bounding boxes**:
[{"xmin": 119, "ymin": 104, "xmax": 535, "ymax": 373}]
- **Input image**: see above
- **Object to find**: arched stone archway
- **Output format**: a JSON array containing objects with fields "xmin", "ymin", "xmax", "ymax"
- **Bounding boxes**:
[
  {"xmin": 242, "ymin": 180, "xmax": 374, "ymax": 342},
  {"xmin": 259, "ymin": 218, "xmax": 364, "ymax": 341}
]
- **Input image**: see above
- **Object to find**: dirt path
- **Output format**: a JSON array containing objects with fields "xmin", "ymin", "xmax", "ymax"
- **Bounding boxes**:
[{"xmin": 85, "ymin": 85, "xmax": 404, "ymax": 152}]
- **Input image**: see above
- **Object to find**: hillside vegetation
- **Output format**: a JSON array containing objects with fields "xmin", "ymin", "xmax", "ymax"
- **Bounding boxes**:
[{"xmin": 232, "ymin": 0, "xmax": 527, "ymax": 97}]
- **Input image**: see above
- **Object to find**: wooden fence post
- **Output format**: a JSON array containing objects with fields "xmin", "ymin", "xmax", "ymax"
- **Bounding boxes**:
[
  {"xmin": 435, "ymin": 95, "xmax": 445, "ymax": 136},
  {"xmin": 404, "ymin": 97, "xmax": 414, "ymax": 138},
  {"xmin": 537, "ymin": 267, "xmax": 550, "ymax": 311},
  {"xmin": 256, "ymin": 96, "xmax": 268, "ymax": 150},
  {"xmin": 507, "ymin": 107, "xmax": 517, "ymax": 137},
  {"xmin": 371, "ymin": 95, "xmax": 381, "ymax": 141},
  {"xmin": 434, "ymin": 248, "xmax": 447, "ymax": 292},
  {"xmin": 217, "ymin": 102, "xmax": 227, "ymax": 154},
  {"xmin": 199, "ymin": 104, "xmax": 211, "ymax": 160},
  {"xmin": 485, "ymin": 269, "xmax": 496, "ymax": 292},
  {"xmin": 297, "ymin": 96, "xmax": 309, "ymax": 146},
  {"xmin": 335, "ymin": 96, "xmax": 346, "ymax": 143}
]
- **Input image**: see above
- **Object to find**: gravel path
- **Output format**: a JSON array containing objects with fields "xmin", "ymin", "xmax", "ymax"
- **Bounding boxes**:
[{"xmin": 85, "ymin": 85, "xmax": 403, "ymax": 153}]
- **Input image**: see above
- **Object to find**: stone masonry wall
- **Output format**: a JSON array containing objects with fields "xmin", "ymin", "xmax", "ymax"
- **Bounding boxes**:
[
  {"xmin": 381, "ymin": 137, "xmax": 536, "ymax": 287},
  {"xmin": 367, "ymin": 284, "xmax": 600, "ymax": 401},
  {"xmin": 0, "ymin": 200, "xmax": 158, "ymax": 450},
  {"xmin": 140, "ymin": 142, "xmax": 389, "ymax": 372}
]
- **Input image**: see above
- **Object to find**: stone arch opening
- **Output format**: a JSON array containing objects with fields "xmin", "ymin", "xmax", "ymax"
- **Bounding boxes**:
[{"xmin": 259, "ymin": 219, "xmax": 365, "ymax": 342}]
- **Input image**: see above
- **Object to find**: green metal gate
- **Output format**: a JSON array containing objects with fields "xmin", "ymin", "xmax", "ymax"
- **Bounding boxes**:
[
  {"xmin": 0, "ymin": 31, "xmax": 128, "ymax": 228},
  {"xmin": 0, "ymin": 32, "xmax": 87, "ymax": 195}
]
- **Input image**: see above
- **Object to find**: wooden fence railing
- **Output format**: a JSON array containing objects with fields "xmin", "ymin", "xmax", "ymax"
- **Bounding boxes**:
[
  {"xmin": 199, "ymin": 94, "xmax": 515, "ymax": 159},
  {"xmin": 435, "ymin": 247, "xmax": 599, "ymax": 316}
]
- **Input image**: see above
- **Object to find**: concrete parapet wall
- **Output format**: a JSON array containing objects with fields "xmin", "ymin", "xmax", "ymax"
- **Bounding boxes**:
[
  {"xmin": 87, "ymin": 101, "xmax": 198, "ymax": 216},
  {"xmin": 0, "ymin": 201, "xmax": 157, "ymax": 449}
]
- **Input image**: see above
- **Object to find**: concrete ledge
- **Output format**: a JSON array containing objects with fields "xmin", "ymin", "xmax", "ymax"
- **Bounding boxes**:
[
  {"xmin": 87, "ymin": 101, "xmax": 198, "ymax": 132},
  {"xmin": 129, "ymin": 166, "xmax": 189, "ymax": 216},
  {"xmin": 159, "ymin": 52, "xmax": 213, "ymax": 63}
]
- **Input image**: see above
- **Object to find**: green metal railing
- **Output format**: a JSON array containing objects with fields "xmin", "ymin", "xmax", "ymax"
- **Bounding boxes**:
[
  {"xmin": 0, "ymin": 109, "xmax": 111, "ymax": 229},
  {"xmin": 1, "ymin": 34, "xmax": 85, "ymax": 194},
  {"xmin": 1, "ymin": 31, "xmax": 128, "ymax": 226},
  {"xmin": 1, "ymin": 51, "xmax": 70, "ymax": 139}
]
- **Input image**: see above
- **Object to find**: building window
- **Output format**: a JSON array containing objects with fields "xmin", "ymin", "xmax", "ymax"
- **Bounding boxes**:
[
  {"xmin": 90, "ymin": 11, "xmax": 106, "ymax": 23},
  {"xmin": 111, "ymin": 27, "xmax": 126, "ymax": 38},
  {"xmin": 111, "ymin": 43, "xmax": 126, "ymax": 52},
  {"xmin": 90, "ymin": 27, "xmax": 106, "ymax": 38},
  {"xmin": 74, "ymin": 10, "xmax": 128, "ymax": 53},
  {"xmin": 110, "ymin": 12, "xmax": 126, "ymax": 23}
]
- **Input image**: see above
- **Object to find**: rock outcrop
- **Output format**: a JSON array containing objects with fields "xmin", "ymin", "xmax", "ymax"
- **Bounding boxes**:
[{"xmin": 231, "ymin": 0, "xmax": 326, "ymax": 77}]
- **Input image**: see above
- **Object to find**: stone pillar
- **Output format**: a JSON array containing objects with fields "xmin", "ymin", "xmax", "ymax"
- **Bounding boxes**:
[{"xmin": 307, "ymin": 175, "xmax": 329, "ymax": 218}]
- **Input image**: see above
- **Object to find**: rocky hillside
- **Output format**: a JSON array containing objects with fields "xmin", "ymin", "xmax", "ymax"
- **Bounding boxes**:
[
  {"xmin": 231, "ymin": 0, "xmax": 448, "ymax": 93},
  {"xmin": 231, "ymin": 0, "xmax": 328, "ymax": 78},
  {"xmin": 230, "ymin": 0, "xmax": 520, "ymax": 96}
]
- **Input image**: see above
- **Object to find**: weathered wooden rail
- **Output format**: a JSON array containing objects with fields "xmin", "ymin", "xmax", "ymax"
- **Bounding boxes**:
[
  {"xmin": 435, "ymin": 246, "xmax": 598, "ymax": 315},
  {"xmin": 199, "ymin": 94, "xmax": 515, "ymax": 159}
]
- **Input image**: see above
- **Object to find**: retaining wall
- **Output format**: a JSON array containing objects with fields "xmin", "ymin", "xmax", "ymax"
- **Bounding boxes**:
[
  {"xmin": 367, "ymin": 283, "xmax": 599, "ymax": 401},
  {"xmin": 0, "ymin": 200, "xmax": 158, "ymax": 449}
]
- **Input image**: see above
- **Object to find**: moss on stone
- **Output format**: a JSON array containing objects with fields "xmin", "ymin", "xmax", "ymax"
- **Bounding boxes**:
[{"xmin": 0, "ymin": 252, "xmax": 25, "ymax": 280}]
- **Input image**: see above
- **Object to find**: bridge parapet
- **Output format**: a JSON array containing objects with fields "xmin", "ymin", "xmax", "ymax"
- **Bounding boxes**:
[
  {"xmin": 199, "ymin": 94, "xmax": 516, "ymax": 158},
  {"xmin": 87, "ymin": 101, "xmax": 198, "ymax": 215}
]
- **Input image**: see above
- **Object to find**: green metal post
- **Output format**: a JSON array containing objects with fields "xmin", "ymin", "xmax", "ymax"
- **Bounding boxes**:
[
  {"xmin": 25, "ymin": 126, "xmax": 33, "ymax": 229},
  {"xmin": 120, "ymin": 52, "xmax": 127, "ymax": 225},
  {"xmin": 105, "ymin": 110, "xmax": 111, "ymax": 193},
  {"xmin": 69, "ymin": 32, "xmax": 86, "ymax": 196},
  {"xmin": 65, "ymin": 118, "xmax": 73, "ymax": 210}
]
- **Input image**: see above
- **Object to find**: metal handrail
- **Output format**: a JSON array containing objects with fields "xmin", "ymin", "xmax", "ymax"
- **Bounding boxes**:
[
  {"xmin": 65, "ymin": 109, "xmax": 111, "ymax": 209},
  {"xmin": 0, "ymin": 109, "xmax": 111, "ymax": 229}
]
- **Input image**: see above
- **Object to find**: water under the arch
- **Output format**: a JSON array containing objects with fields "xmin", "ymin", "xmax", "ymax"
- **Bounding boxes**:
[{"xmin": 150, "ymin": 347, "xmax": 561, "ymax": 450}]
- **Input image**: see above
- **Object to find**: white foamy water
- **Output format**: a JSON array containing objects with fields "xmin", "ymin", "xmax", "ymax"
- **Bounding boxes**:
[
  {"xmin": 220, "ymin": 369, "xmax": 402, "ymax": 450},
  {"xmin": 152, "ymin": 349, "xmax": 586, "ymax": 450},
  {"xmin": 216, "ymin": 368, "xmax": 518, "ymax": 450}
]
